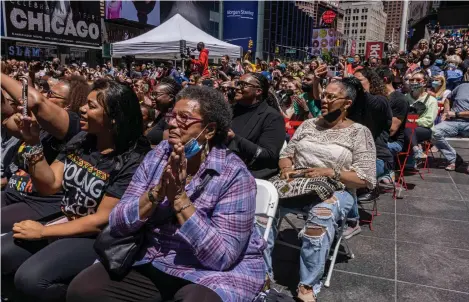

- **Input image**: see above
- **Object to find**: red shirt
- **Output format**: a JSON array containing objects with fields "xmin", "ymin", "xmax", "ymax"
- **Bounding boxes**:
[{"xmin": 191, "ymin": 48, "xmax": 210, "ymax": 77}]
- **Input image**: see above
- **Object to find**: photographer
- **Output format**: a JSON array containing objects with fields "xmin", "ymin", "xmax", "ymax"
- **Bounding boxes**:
[{"xmin": 191, "ymin": 42, "xmax": 210, "ymax": 77}]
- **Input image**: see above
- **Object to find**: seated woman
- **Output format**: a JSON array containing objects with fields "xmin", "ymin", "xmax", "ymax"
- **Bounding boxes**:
[
  {"xmin": 228, "ymin": 73, "xmax": 285, "ymax": 180},
  {"xmin": 1, "ymin": 79, "xmax": 150, "ymax": 301},
  {"xmin": 267, "ymin": 78, "xmax": 376, "ymax": 302},
  {"xmin": 405, "ymin": 70, "xmax": 438, "ymax": 167},
  {"xmin": 428, "ymin": 74, "xmax": 451, "ymax": 104},
  {"xmin": 66, "ymin": 86, "xmax": 266, "ymax": 302},
  {"xmin": 0, "ymin": 74, "xmax": 88, "ymax": 233}
]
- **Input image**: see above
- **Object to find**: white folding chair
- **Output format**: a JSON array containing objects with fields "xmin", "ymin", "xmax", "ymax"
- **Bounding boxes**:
[{"xmin": 255, "ymin": 179, "xmax": 279, "ymax": 241}]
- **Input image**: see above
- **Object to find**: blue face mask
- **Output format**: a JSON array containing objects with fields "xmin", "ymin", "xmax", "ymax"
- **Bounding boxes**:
[
  {"xmin": 431, "ymin": 81, "xmax": 441, "ymax": 88},
  {"xmin": 435, "ymin": 59, "xmax": 443, "ymax": 65},
  {"xmin": 184, "ymin": 125, "xmax": 208, "ymax": 159}
]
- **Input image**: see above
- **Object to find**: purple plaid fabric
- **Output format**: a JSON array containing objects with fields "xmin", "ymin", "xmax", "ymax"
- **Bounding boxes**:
[{"xmin": 110, "ymin": 141, "xmax": 266, "ymax": 302}]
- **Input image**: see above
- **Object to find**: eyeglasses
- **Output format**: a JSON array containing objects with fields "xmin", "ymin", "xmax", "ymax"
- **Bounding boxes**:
[
  {"xmin": 164, "ymin": 112, "xmax": 203, "ymax": 128},
  {"xmin": 46, "ymin": 90, "xmax": 66, "ymax": 100},
  {"xmin": 322, "ymin": 93, "xmax": 347, "ymax": 103},
  {"xmin": 408, "ymin": 78, "xmax": 424, "ymax": 83},
  {"xmin": 235, "ymin": 81, "xmax": 260, "ymax": 89}
]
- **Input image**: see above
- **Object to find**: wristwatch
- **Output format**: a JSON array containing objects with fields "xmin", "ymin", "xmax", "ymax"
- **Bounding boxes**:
[{"xmin": 455, "ymin": 112, "xmax": 460, "ymax": 118}]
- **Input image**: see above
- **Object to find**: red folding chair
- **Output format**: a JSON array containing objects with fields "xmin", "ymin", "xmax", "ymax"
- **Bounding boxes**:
[
  {"xmin": 394, "ymin": 114, "xmax": 419, "ymax": 199},
  {"xmin": 286, "ymin": 121, "xmax": 303, "ymax": 137}
]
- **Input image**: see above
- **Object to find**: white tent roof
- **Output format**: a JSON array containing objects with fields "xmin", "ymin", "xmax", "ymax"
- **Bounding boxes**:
[{"xmin": 112, "ymin": 14, "xmax": 241, "ymax": 59}]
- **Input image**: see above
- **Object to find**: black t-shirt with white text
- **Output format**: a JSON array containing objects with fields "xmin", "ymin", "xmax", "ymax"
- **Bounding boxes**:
[
  {"xmin": 5, "ymin": 111, "xmax": 81, "ymax": 217},
  {"xmin": 56, "ymin": 132, "xmax": 147, "ymax": 218}
]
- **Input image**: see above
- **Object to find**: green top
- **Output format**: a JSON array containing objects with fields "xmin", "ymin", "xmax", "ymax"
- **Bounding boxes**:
[
  {"xmin": 406, "ymin": 92, "xmax": 438, "ymax": 129},
  {"xmin": 293, "ymin": 93, "xmax": 322, "ymax": 117}
]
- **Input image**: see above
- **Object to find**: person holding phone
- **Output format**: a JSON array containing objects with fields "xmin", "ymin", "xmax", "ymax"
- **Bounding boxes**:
[
  {"xmin": 1, "ymin": 79, "xmax": 150, "ymax": 301},
  {"xmin": 270, "ymin": 77, "xmax": 376, "ymax": 302}
]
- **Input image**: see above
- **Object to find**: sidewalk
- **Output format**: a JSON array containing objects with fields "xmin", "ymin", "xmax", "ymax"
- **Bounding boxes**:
[{"xmin": 271, "ymin": 141, "xmax": 469, "ymax": 301}]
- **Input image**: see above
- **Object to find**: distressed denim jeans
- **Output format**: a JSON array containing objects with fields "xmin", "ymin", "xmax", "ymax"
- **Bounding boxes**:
[
  {"xmin": 256, "ymin": 190, "xmax": 355, "ymax": 295},
  {"xmin": 432, "ymin": 120, "xmax": 469, "ymax": 164}
]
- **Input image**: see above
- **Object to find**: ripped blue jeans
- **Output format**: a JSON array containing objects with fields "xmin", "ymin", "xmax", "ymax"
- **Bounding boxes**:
[{"xmin": 256, "ymin": 190, "xmax": 355, "ymax": 295}]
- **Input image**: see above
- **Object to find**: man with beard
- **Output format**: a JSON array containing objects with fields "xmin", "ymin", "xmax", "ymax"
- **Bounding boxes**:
[{"xmin": 293, "ymin": 69, "xmax": 326, "ymax": 120}]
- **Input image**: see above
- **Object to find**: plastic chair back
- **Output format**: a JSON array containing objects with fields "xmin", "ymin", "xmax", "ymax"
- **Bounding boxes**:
[{"xmin": 255, "ymin": 179, "xmax": 279, "ymax": 241}]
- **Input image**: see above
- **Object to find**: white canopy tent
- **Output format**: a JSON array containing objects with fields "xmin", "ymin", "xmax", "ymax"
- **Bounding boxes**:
[{"xmin": 111, "ymin": 14, "xmax": 241, "ymax": 60}]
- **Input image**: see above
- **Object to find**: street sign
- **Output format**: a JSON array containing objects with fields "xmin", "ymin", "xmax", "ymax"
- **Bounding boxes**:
[{"xmin": 285, "ymin": 49, "xmax": 296, "ymax": 54}]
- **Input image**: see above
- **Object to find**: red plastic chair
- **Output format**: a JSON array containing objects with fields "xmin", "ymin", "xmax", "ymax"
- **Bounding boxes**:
[
  {"xmin": 286, "ymin": 121, "xmax": 303, "ymax": 137},
  {"xmin": 394, "ymin": 115, "xmax": 419, "ymax": 199}
]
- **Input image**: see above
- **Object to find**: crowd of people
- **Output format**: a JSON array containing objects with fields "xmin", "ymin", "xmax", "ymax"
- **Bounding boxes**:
[{"xmin": 1, "ymin": 31, "xmax": 468, "ymax": 302}]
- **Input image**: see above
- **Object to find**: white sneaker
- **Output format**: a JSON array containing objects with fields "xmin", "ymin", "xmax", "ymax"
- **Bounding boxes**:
[{"xmin": 343, "ymin": 224, "xmax": 362, "ymax": 239}]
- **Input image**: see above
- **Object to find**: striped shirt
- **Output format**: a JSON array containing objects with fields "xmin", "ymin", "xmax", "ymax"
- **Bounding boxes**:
[{"xmin": 109, "ymin": 141, "xmax": 266, "ymax": 301}]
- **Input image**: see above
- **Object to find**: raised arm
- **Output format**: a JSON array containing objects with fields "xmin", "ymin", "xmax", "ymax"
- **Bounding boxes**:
[{"xmin": 1, "ymin": 72, "xmax": 71, "ymax": 140}]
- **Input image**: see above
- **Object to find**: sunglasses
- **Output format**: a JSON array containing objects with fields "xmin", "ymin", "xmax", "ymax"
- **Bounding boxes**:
[{"xmin": 235, "ymin": 81, "xmax": 260, "ymax": 89}]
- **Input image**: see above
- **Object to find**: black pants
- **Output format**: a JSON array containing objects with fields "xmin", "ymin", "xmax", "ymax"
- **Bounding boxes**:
[
  {"xmin": 404, "ymin": 126, "xmax": 432, "ymax": 149},
  {"xmin": 67, "ymin": 262, "xmax": 222, "ymax": 302},
  {"xmin": 1, "ymin": 233, "xmax": 97, "ymax": 302},
  {"xmin": 1, "ymin": 191, "xmax": 44, "ymax": 233}
]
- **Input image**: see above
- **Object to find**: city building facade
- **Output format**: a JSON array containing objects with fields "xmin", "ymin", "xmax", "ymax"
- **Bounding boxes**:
[
  {"xmin": 340, "ymin": 1, "xmax": 387, "ymax": 56},
  {"xmin": 383, "ymin": 1, "xmax": 404, "ymax": 48}
]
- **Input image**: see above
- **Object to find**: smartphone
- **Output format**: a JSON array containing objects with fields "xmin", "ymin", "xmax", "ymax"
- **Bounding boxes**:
[{"xmin": 21, "ymin": 78, "xmax": 28, "ymax": 117}]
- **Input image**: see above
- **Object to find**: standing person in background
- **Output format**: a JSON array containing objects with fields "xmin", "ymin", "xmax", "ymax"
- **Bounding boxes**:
[{"xmin": 191, "ymin": 42, "xmax": 210, "ymax": 78}]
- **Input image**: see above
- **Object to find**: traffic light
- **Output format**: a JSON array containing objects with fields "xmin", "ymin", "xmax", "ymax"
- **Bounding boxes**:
[{"xmin": 248, "ymin": 39, "xmax": 253, "ymax": 49}]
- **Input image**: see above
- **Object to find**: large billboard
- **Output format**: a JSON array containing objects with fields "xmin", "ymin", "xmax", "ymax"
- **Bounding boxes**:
[
  {"xmin": 105, "ymin": 0, "xmax": 160, "ymax": 27},
  {"xmin": 2, "ymin": 1, "xmax": 101, "ymax": 47},
  {"xmin": 311, "ymin": 28, "xmax": 342, "ymax": 57},
  {"xmin": 223, "ymin": 1, "xmax": 258, "ymax": 55}
]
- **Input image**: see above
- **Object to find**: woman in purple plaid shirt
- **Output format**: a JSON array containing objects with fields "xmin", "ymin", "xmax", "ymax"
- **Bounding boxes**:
[{"xmin": 67, "ymin": 86, "xmax": 266, "ymax": 302}]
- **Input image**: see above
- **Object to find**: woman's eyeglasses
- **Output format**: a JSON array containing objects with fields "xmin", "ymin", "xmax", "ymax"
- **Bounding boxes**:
[
  {"xmin": 408, "ymin": 78, "xmax": 424, "ymax": 83},
  {"xmin": 164, "ymin": 112, "xmax": 203, "ymax": 128},
  {"xmin": 46, "ymin": 90, "xmax": 66, "ymax": 100},
  {"xmin": 322, "ymin": 93, "xmax": 347, "ymax": 103},
  {"xmin": 235, "ymin": 81, "xmax": 260, "ymax": 89}
]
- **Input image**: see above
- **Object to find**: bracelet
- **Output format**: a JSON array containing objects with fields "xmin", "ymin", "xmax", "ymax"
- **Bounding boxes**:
[
  {"xmin": 333, "ymin": 166, "xmax": 342, "ymax": 181},
  {"xmin": 176, "ymin": 202, "xmax": 193, "ymax": 214},
  {"xmin": 23, "ymin": 144, "xmax": 44, "ymax": 166}
]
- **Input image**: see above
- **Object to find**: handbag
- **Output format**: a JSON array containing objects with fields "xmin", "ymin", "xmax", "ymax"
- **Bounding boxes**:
[
  {"xmin": 269, "ymin": 169, "xmax": 345, "ymax": 201},
  {"xmin": 93, "ymin": 170, "xmax": 215, "ymax": 280},
  {"xmin": 409, "ymin": 94, "xmax": 430, "ymax": 116}
]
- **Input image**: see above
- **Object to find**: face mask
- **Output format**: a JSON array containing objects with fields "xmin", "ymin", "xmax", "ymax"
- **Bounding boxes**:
[
  {"xmin": 301, "ymin": 83, "xmax": 312, "ymax": 92},
  {"xmin": 323, "ymin": 108, "xmax": 343, "ymax": 123},
  {"xmin": 409, "ymin": 82, "xmax": 424, "ymax": 92},
  {"xmin": 423, "ymin": 58, "xmax": 430, "ymax": 66},
  {"xmin": 347, "ymin": 58, "xmax": 354, "ymax": 63},
  {"xmin": 431, "ymin": 81, "xmax": 441, "ymax": 88},
  {"xmin": 447, "ymin": 63, "xmax": 457, "ymax": 70},
  {"xmin": 285, "ymin": 89, "xmax": 294, "ymax": 96},
  {"xmin": 435, "ymin": 59, "xmax": 443, "ymax": 65},
  {"xmin": 184, "ymin": 125, "xmax": 208, "ymax": 159}
]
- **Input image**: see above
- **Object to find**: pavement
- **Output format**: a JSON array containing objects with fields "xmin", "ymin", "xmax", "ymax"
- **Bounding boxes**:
[{"xmin": 270, "ymin": 140, "xmax": 469, "ymax": 301}]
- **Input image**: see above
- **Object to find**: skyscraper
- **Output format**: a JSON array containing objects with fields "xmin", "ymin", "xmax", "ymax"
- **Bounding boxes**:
[
  {"xmin": 340, "ymin": 1, "xmax": 387, "ymax": 55},
  {"xmin": 383, "ymin": 1, "xmax": 404, "ymax": 47}
]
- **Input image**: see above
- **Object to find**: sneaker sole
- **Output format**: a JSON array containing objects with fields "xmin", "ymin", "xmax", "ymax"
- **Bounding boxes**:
[{"xmin": 344, "ymin": 228, "xmax": 362, "ymax": 240}]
